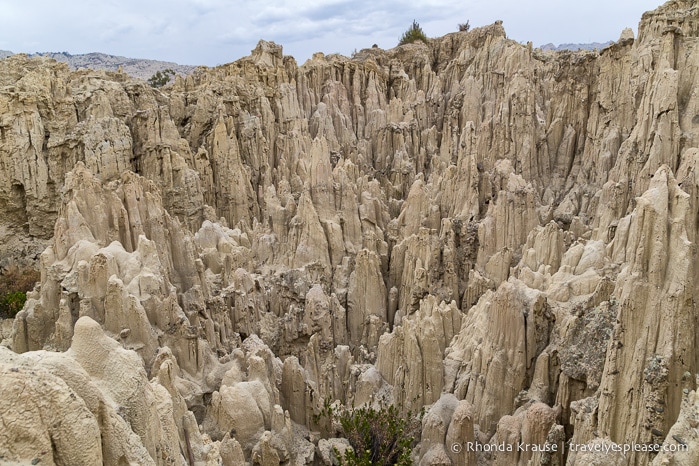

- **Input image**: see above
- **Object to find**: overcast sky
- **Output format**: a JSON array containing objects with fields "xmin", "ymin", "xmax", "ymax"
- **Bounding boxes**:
[{"xmin": 0, "ymin": 0, "xmax": 664, "ymax": 66}]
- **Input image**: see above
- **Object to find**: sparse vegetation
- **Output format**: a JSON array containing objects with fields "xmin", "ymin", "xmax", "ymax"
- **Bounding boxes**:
[
  {"xmin": 147, "ymin": 68, "xmax": 175, "ymax": 88},
  {"xmin": 315, "ymin": 398, "xmax": 424, "ymax": 466},
  {"xmin": 458, "ymin": 21, "xmax": 470, "ymax": 32},
  {"xmin": 0, "ymin": 264, "xmax": 40, "ymax": 319},
  {"xmin": 398, "ymin": 20, "xmax": 429, "ymax": 46}
]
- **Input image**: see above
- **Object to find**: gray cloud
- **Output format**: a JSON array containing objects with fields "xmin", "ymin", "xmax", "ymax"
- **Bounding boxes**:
[{"xmin": 0, "ymin": 0, "xmax": 664, "ymax": 66}]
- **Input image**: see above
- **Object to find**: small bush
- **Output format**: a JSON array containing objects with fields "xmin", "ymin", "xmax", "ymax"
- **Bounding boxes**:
[
  {"xmin": 0, "ymin": 265, "xmax": 39, "ymax": 319},
  {"xmin": 0, "ymin": 292, "xmax": 28, "ymax": 318},
  {"xmin": 147, "ymin": 68, "xmax": 175, "ymax": 88},
  {"xmin": 458, "ymin": 21, "xmax": 470, "ymax": 32},
  {"xmin": 398, "ymin": 20, "xmax": 428, "ymax": 46},
  {"xmin": 316, "ymin": 398, "xmax": 424, "ymax": 466}
]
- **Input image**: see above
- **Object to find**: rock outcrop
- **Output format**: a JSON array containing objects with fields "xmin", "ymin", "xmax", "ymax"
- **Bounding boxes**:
[
  {"xmin": 0, "ymin": 317, "xmax": 216, "ymax": 466},
  {"xmin": 2, "ymin": 1, "xmax": 699, "ymax": 465}
]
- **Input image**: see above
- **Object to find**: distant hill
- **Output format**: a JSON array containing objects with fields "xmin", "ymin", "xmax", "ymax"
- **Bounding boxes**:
[
  {"xmin": 539, "ymin": 41, "xmax": 613, "ymax": 52},
  {"xmin": 0, "ymin": 51, "xmax": 196, "ymax": 80}
]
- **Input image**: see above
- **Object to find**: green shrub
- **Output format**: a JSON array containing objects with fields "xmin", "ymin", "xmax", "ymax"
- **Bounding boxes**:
[
  {"xmin": 398, "ymin": 21, "xmax": 429, "ymax": 46},
  {"xmin": 316, "ymin": 398, "xmax": 424, "ymax": 466},
  {"xmin": 0, "ymin": 265, "xmax": 39, "ymax": 319},
  {"xmin": 0, "ymin": 291, "xmax": 27, "ymax": 318},
  {"xmin": 147, "ymin": 68, "xmax": 175, "ymax": 88}
]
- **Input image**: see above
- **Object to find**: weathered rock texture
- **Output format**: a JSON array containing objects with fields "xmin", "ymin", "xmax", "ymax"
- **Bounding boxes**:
[
  {"xmin": 0, "ymin": 317, "xmax": 217, "ymax": 465},
  {"xmin": 2, "ymin": 1, "xmax": 699, "ymax": 465}
]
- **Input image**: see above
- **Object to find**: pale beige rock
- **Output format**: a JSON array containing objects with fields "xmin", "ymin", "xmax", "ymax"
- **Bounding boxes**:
[
  {"xmin": 347, "ymin": 248, "xmax": 387, "ymax": 347},
  {"xmin": 652, "ymin": 386, "xmax": 699, "ymax": 466},
  {"xmin": 567, "ymin": 438, "xmax": 625, "ymax": 466},
  {"xmin": 220, "ymin": 434, "xmax": 247, "ymax": 466},
  {"xmin": 445, "ymin": 280, "xmax": 553, "ymax": 435},
  {"xmin": 445, "ymin": 400, "xmax": 477, "ymax": 466},
  {"xmin": 417, "ymin": 394, "xmax": 459, "ymax": 465},
  {"xmin": 280, "ymin": 356, "xmax": 309, "ymax": 425},
  {"xmin": 490, "ymin": 402, "xmax": 557, "ymax": 466},
  {"xmin": 318, "ymin": 438, "xmax": 352, "ymax": 466},
  {"xmin": 377, "ymin": 295, "xmax": 461, "ymax": 410},
  {"xmin": 597, "ymin": 166, "xmax": 699, "ymax": 465},
  {"xmin": 353, "ymin": 365, "xmax": 393, "ymax": 408},
  {"xmin": 0, "ymin": 315, "xmax": 215, "ymax": 465},
  {"xmin": 2, "ymin": 2, "xmax": 699, "ymax": 464},
  {"xmin": 0, "ymin": 348, "xmax": 105, "ymax": 466}
]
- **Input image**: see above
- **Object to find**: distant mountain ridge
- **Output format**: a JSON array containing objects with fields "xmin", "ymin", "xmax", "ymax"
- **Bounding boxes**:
[
  {"xmin": 0, "ymin": 50, "xmax": 196, "ymax": 80},
  {"xmin": 0, "ymin": 40, "xmax": 618, "ymax": 78},
  {"xmin": 538, "ymin": 41, "xmax": 614, "ymax": 52}
]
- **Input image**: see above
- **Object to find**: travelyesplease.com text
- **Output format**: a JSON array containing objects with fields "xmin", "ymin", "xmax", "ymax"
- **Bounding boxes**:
[{"xmin": 449, "ymin": 441, "xmax": 688, "ymax": 454}]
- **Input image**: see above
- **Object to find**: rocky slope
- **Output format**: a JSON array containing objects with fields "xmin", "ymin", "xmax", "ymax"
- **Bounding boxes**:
[{"xmin": 2, "ymin": 1, "xmax": 699, "ymax": 465}]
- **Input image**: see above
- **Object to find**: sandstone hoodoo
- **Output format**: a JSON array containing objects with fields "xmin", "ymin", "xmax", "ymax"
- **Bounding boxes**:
[{"xmin": 2, "ymin": 1, "xmax": 699, "ymax": 465}]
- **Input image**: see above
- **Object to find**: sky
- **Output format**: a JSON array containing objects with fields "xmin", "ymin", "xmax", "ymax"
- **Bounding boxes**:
[{"xmin": 0, "ymin": 0, "xmax": 665, "ymax": 66}]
